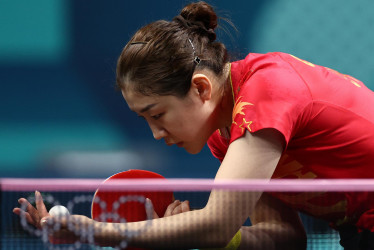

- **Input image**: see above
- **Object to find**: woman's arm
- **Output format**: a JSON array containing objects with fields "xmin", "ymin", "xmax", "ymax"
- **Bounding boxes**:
[
  {"xmin": 94, "ymin": 129, "xmax": 286, "ymax": 249},
  {"xmin": 239, "ymin": 193, "xmax": 307, "ymax": 250}
]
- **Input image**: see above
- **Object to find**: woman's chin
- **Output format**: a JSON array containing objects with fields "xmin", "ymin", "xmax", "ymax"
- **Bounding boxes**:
[{"xmin": 183, "ymin": 143, "xmax": 204, "ymax": 155}]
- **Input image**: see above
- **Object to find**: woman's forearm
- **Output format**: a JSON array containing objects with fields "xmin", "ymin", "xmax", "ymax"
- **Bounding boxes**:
[
  {"xmin": 94, "ymin": 190, "xmax": 262, "ymax": 249},
  {"xmin": 95, "ymin": 208, "xmax": 234, "ymax": 249},
  {"xmin": 239, "ymin": 223, "xmax": 307, "ymax": 250}
]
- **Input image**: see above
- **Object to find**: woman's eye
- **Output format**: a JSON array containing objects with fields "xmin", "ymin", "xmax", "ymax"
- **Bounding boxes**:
[{"xmin": 152, "ymin": 113, "xmax": 164, "ymax": 120}]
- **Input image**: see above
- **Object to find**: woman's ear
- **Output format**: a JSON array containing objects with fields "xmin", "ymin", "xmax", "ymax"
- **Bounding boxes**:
[{"xmin": 191, "ymin": 73, "xmax": 213, "ymax": 101}]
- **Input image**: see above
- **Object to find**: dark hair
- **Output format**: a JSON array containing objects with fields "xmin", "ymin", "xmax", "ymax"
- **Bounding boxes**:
[{"xmin": 116, "ymin": 1, "xmax": 229, "ymax": 97}]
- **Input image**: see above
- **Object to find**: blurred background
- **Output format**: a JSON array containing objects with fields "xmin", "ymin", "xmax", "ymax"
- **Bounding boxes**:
[{"xmin": 1, "ymin": 0, "xmax": 374, "ymax": 180}]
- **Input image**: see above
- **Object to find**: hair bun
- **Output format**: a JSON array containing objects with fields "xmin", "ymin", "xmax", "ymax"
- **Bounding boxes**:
[{"xmin": 180, "ymin": 1, "xmax": 218, "ymax": 37}]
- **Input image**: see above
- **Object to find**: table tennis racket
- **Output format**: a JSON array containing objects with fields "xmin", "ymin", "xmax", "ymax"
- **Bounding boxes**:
[
  {"xmin": 91, "ymin": 170, "xmax": 174, "ymax": 249},
  {"xmin": 91, "ymin": 169, "xmax": 174, "ymax": 223}
]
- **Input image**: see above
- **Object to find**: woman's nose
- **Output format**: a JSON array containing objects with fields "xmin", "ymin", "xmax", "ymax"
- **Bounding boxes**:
[{"xmin": 149, "ymin": 123, "xmax": 167, "ymax": 140}]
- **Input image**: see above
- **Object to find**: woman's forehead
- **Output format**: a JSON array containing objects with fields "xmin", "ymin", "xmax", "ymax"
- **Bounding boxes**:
[
  {"xmin": 122, "ymin": 90, "xmax": 148, "ymax": 106},
  {"xmin": 122, "ymin": 89, "xmax": 164, "ymax": 112}
]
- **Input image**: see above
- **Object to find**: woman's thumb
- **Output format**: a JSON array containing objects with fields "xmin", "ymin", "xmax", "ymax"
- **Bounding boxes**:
[{"xmin": 146, "ymin": 198, "xmax": 159, "ymax": 219}]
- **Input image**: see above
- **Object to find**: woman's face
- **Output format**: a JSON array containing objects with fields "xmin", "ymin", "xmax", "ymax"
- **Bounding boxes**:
[{"xmin": 122, "ymin": 80, "xmax": 217, "ymax": 154}]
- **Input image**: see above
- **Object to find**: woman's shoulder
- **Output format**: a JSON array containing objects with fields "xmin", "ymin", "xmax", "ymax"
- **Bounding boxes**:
[
  {"xmin": 230, "ymin": 52, "xmax": 312, "ymax": 100},
  {"xmin": 232, "ymin": 52, "xmax": 289, "ymax": 66},
  {"xmin": 230, "ymin": 52, "xmax": 300, "ymax": 87}
]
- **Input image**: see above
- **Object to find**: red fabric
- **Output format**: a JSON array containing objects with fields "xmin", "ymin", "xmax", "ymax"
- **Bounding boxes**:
[
  {"xmin": 356, "ymin": 209, "xmax": 374, "ymax": 232},
  {"xmin": 207, "ymin": 52, "xmax": 374, "ymax": 230}
]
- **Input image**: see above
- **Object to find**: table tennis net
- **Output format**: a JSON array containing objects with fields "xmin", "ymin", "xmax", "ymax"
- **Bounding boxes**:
[{"xmin": 2, "ymin": 178, "xmax": 373, "ymax": 249}]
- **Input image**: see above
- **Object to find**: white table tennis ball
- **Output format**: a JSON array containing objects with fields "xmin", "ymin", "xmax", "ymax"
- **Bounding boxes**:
[{"xmin": 49, "ymin": 205, "xmax": 70, "ymax": 216}]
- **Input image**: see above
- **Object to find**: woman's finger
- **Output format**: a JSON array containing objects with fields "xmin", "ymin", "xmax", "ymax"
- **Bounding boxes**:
[
  {"xmin": 164, "ymin": 200, "xmax": 181, "ymax": 217},
  {"xmin": 13, "ymin": 208, "xmax": 36, "ymax": 226},
  {"xmin": 145, "ymin": 198, "xmax": 159, "ymax": 219},
  {"xmin": 172, "ymin": 204, "xmax": 182, "ymax": 215},
  {"xmin": 181, "ymin": 200, "xmax": 190, "ymax": 213},
  {"xmin": 35, "ymin": 191, "xmax": 49, "ymax": 221},
  {"xmin": 171, "ymin": 200, "xmax": 190, "ymax": 215},
  {"xmin": 18, "ymin": 198, "xmax": 40, "ymax": 225}
]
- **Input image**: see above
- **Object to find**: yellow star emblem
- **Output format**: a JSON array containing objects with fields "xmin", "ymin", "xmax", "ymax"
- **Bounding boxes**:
[{"xmin": 238, "ymin": 118, "xmax": 253, "ymax": 133}]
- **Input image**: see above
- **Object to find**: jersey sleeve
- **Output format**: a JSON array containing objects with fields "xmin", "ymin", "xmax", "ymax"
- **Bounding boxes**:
[
  {"xmin": 207, "ymin": 130, "xmax": 228, "ymax": 163},
  {"xmin": 230, "ymin": 60, "xmax": 313, "ymax": 145}
]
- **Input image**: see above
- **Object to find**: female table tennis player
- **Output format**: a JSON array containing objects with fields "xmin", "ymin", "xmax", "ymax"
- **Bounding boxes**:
[{"xmin": 14, "ymin": 1, "xmax": 374, "ymax": 249}]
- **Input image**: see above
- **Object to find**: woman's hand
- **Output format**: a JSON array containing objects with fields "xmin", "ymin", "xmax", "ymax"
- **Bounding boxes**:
[
  {"xmin": 13, "ymin": 192, "xmax": 191, "ymax": 247},
  {"xmin": 148, "ymin": 198, "xmax": 191, "ymax": 218},
  {"xmin": 13, "ymin": 191, "xmax": 49, "ymax": 229},
  {"xmin": 40, "ymin": 214, "xmax": 97, "ymax": 245},
  {"xmin": 13, "ymin": 191, "xmax": 98, "ymax": 245}
]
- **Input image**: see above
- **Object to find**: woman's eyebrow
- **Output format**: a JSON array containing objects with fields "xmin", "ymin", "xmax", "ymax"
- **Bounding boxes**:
[{"xmin": 139, "ymin": 103, "xmax": 158, "ymax": 113}]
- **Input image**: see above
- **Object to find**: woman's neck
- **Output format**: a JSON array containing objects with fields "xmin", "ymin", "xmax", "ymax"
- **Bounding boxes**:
[{"xmin": 218, "ymin": 63, "xmax": 234, "ymax": 130}]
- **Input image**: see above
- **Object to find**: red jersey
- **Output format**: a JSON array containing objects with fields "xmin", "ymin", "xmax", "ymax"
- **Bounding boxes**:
[{"xmin": 207, "ymin": 52, "xmax": 374, "ymax": 230}]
